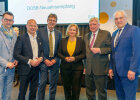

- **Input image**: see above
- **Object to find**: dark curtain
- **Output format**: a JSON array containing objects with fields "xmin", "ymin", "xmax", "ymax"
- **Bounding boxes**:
[
  {"xmin": 133, "ymin": 0, "xmax": 140, "ymax": 27},
  {"xmin": 13, "ymin": 24, "xmax": 90, "ymax": 38}
]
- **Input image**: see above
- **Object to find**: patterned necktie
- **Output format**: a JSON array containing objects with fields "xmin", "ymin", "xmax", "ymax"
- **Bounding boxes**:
[
  {"xmin": 90, "ymin": 33, "xmax": 95, "ymax": 48},
  {"xmin": 49, "ymin": 31, "xmax": 53, "ymax": 57},
  {"xmin": 115, "ymin": 29, "xmax": 122, "ymax": 47}
]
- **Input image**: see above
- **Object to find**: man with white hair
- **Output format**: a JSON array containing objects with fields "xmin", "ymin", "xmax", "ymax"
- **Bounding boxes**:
[
  {"xmin": 84, "ymin": 17, "xmax": 111, "ymax": 100},
  {"xmin": 109, "ymin": 10, "xmax": 140, "ymax": 100}
]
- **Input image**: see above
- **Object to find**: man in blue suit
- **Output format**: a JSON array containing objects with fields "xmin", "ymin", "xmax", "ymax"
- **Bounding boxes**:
[
  {"xmin": 38, "ymin": 13, "xmax": 62, "ymax": 100},
  {"xmin": 0, "ymin": 11, "xmax": 17, "ymax": 100},
  {"xmin": 14, "ymin": 19, "xmax": 43, "ymax": 100},
  {"xmin": 109, "ymin": 10, "xmax": 140, "ymax": 100}
]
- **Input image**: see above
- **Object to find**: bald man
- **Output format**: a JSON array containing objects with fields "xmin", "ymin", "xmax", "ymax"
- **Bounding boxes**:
[{"xmin": 13, "ymin": 19, "xmax": 44, "ymax": 100}]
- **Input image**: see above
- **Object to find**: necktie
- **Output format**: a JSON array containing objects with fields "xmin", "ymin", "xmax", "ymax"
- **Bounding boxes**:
[
  {"xmin": 49, "ymin": 31, "xmax": 53, "ymax": 57},
  {"xmin": 115, "ymin": 29, "xmax": 122, "ymax": 47},
  {"xmin": 90, "ymin": 33, "xmax": 95, "ymax": 48}
]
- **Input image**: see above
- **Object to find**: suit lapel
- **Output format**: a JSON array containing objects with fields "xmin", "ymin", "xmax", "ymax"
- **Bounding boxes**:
[
  {"xmin": 110, "ymin": 30, "xmax": 118, "ymax": 50},
  {"xmin": 115, "ymin": 24, "xmax": 129, "ymax": 48},
  {"xmin": 93, "ymin": 29, "xmax": 102, "ymax": 47},
  {"xmin": 45, "ymin": 28, "xmax": 50, "ymax": 53},
  {"xmin": 72, "ymin": 37, "xmax": 78, "ymax": 56},
  {"xmin": 54, "ymin": 30, "xmax": 57, "ymax": 52},
  {"xmin": 11, "ymin": 34, "xmax": 17, "ymax": 50},
  {"xmin": 0, "ymin": 31, "xmax": 11, "ymax": 53},
  {"xmin": 25, "ymin": 33, "xmax": 33, "ymax": 56},
  {"xmin": 54, "ymin": 29, "xmax": 59, "ymax": 54},
  {"xmin": 37, "ymin": 32, "xmax": 42, "ymax": 56},
  {"xmin": 88, "ymin": 32, "xmax": 92, "ymax": 47},
  {"xmin": 65, "ymin": 37, "xmax": 70, "ymax": 56}
]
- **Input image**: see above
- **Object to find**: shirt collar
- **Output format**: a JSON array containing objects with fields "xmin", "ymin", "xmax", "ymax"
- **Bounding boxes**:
[
  {"xmin": 28, "ymin": 32, "xmax": 37, "ymax": 39},
  {"xmin": 92, "ymin": 28, "xmax": 99, "ymax": 36},
  {"xmin": 47, "ymin": 26, "xmax": 54, "ymax": 32},
  {"xmin": 118, "ymin": 27, "xmax": 124, "ymax": 31}
]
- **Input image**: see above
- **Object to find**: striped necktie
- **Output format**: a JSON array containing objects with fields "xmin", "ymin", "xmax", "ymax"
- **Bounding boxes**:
[{"xmin": 115, "ymin": 29, "xmax": 122, "ymax": 47}]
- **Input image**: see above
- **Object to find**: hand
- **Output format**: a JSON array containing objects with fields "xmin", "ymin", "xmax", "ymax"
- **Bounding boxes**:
[
  {"xmin": 51, "ymin": 59, "xmax": 56, "ymax": 65},
  {"xmin": 65, "ymin": 57, "xmax": 70, "ymax": 62},
  {"xmin": 30, "ymin": 60, "xmax": 39, "ymax": 67},
  {"xmin": 7, "ymin": 62, "xmax": 15, "ymax": 69},
  {"xmin": 90, "ymin": 48, "xmax": 101, "ymax": 54},
  {"xmin": 69, "ymin": 57, "xmax": 75, "ymax": 62},
  {"xmin": 109, "ymin": 69, "xmax": 114, "ymax": 79},
  {"xmin": 65, "ymin": 57, "xmax": 75, "ymax": 62},
  {"xmin": 13, "ymin": 60, "xmax": 18, "ymax": 66},
  {"xmin": 127, "ymin": 70, "xmax": 136, "ymax": 80},
  {"xmin": 44, "ymin": 59, "xmax": 53, "ymax": 67},
  {"xmin": 36, "ymin": 57, "xmax": 43, "ymax": 63}
]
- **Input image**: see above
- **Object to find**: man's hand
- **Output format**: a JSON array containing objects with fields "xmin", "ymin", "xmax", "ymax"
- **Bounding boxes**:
[
  {"xmin": 36, "ymin": 57, "xmax": 43, "ymax": 63},
  {"xmin": 51, "ymin": 59, "xmax": 56, "ymax": 65},
  {"xmin": 44, "ymin": 59, "xmax": 53, "ymax": 67},
  {"xmin": 127, "ymin": 70, "xmax": 136, "ymax": 80},
  {"xmin": 109, "ymin": 69, "xmax": 114, "ymax": 79},
  {"xmin": 7, "ymin": 62, "xmax": 15, "ymax": 69},
  {"xmin": 30, "ymin": 60, "xmax": 39, "ymax": 67},
  {"xmin": 90, "ymin": 48, "xmax": 101, "ymax": 54},
  {"xmin": 13, "ymin": 60, "xmax": 18, "ymax": 66}
]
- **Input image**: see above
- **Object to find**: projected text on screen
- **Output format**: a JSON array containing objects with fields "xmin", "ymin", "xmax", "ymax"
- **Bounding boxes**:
[{"xmin": 8, "ymin": 0, "xmax": 99, "ymax": 24}]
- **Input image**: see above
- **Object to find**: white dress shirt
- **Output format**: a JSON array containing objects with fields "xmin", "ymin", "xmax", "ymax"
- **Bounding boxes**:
[{"xmin": 28, "ymin": 32, "xmax": 38, "ymax": 61}]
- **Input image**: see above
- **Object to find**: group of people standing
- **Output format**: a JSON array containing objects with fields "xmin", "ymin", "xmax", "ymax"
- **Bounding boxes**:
[{"xmin": 0, "ymin": 10, "xmax": 140, "ymax": 100}]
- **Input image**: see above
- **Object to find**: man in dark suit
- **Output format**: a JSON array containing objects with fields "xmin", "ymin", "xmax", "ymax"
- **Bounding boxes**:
[
  {"xmin": 37, "ymin": 13, "xmax": 62, "ymax": 100},
  {"xmin": 13, "ymin": 19, "xmax": 43, "ymax": 100},
  {"xmin": 109, "ymin": 10, "xmax": 140, "ymax": 100},
  {"xmin": 84, "ymin": 17, "xmax": 111, "ymax": 100}
]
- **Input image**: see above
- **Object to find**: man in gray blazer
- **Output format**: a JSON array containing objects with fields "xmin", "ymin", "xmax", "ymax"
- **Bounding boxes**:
[
  {"xmin": 84, "ymin": 17, "xmax": 111, "ymax": 100},
  {"xmin": 0, "ymin": 11, "xmax": 17, "ymax": 100}
]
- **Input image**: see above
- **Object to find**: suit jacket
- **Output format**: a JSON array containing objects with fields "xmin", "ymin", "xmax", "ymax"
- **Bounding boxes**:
[
  {"xmin": 58, "ymin": 37, "xmax": 86, "ymax": 70},
  {"xmin": 84, "ymin": 29, "xmax": 111, "ymax": 75},
  {"xmin": 0, "ymin": 28, "xmax": 17, "ymax": 74},
  {"xmin": 38, "ymin": 26, "xmax": 62, "ymax": 65},
  {"xmin": 110, "ymin": 23, "xmax": 140, "ymax": 77},
  {"xmin": 13, "ymin": 33, "xmax": 43, "ymax": 75}
]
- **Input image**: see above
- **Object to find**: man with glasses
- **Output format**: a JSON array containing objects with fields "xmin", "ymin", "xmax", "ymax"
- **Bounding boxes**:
[
  {"xmin": 109, "ymin": 10, "xmax": 140, "ymax": 100},
  {"xmin": 0, "ymin": 11, "xmax": 17, "ymax": 100},
  {"xmin": 38, "ymin": 13, "xmax": 62, "ymax": 100}
]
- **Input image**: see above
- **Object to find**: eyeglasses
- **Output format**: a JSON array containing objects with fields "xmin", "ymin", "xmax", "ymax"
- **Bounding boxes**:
[{"xmin": 3, "ymin": 18, "xmax": 14, "ymax": 22}]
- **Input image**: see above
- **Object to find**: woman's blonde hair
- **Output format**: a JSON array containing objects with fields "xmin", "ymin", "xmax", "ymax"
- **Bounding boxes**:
[{"xmin": 66, "ymin": 24, "xmax": 80, "ymax": 37}]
